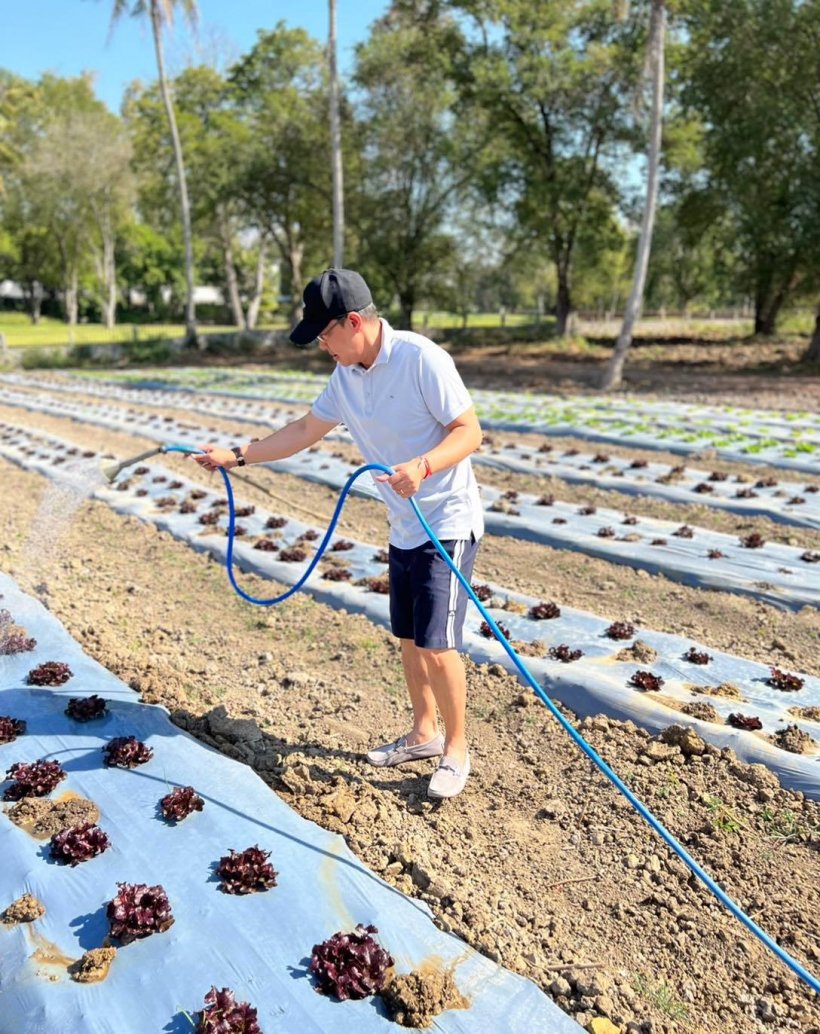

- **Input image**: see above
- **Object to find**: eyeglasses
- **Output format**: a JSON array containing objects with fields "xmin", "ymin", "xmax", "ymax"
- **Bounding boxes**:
[{"xmin": 317, "ymin": 315, "xmax": 347, "ymax": 344}]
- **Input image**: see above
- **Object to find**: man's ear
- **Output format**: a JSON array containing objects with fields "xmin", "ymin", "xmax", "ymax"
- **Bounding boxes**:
[{"xmin": 346, "ymin": 310, "xmax": 363, "ymax": 332}]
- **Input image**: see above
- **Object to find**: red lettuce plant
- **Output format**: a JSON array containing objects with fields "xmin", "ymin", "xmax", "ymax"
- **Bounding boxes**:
[
  {"xmin": 253, "ymin": 538, "xmax": 279, "ymax": 551},
  {"xmin": 471, "ymin": 584, "xmax": 493, "ymax": 601},
  {"xmin": 179, "ymin": 501, "xmax": 198, "ymax": 514},
  {"xmin": 103, "ymin": 736, "xmax": 154, "ymax": 768},
  {"xmin": 279, "ymin": 546, "xmax": 307, "ymax": 562},
  {"xmin": 360, "ymin": 575, "xmax": 390, "ymax": 593},
  {"xmin": 548, "ymin": 644, "xmax": 583, "ymax": 663},
  {"xmin": 216, "ymin": 846, "xmax": 277, "ymax": 895},
  {"xmin": 50, "ymin": 823, "xmax": 110, "ymax": 865},
  {"xmin": 592, "ymin": 452, "xmax": 610, "ymax": 463},
  {"xmin": 372, "ymin": 549, "xmax": 390, "ymax": 564},
  {"xmin": 788, "ymin": 496, "xmax": 806, "ymax": 505},
  {"xmin": 683, "ymin": 648, "xmax": 712, "ymax": 665},
  {"xmin": 322, "ymin": 568, "xmax": 352, "ymax": 581},
  {"xmin": 578, "ymin": 505, "xmax": 597, "ymax": 515},
  {"xmin": 650, "ymin": 538, "xmax": 667, "ymax": 546},
  {"xmin": 735, "ymin": 488, "xmax": 759, "ymax": 499},
  {"xmin": 629, "ymin": 671, "xmax": 665, "ymax": 692},
  {"xmin": 767, "ymin": 668, "xmax": 805, "ymax": 692},
  {"xmin": 693, "ymin": 482, "xmax": 714, "ymax": 494},
  {"xmin": 800, "ymin": 550, "xmax": 819, "ymax": 564},
  {"xmin": 4, "ymin": 759, "xmax": 67, "ymax": 800},
  {"xmin": 0, "ymin": 628, "xmax": 37, "ymax": 653},
  {"xmin": 708, "ymin": 471, "xmax": 728, "ymax": 481},
  {"xmin": 234, "ymin": 505, "xmax": 256, "ymax": 518},
  {"xmin": 265, "ymin": 515, "xmax": 288, "ymax": 529},
  {"xmin": 740, "ymin": 532, "xmax": 765, "ymax": 549},
  {"xmin": 26, "ymin": 661, "xmax": 72, "ymax": 686},
  {"xmin": 65, "ymin": 695, "xmax": 108, "ymax": 722},
  {"xmin": 707, "ymin": 549, "xmax": 726, "ymax": 559},
  {"xmin": 727, "ymin": 713, "xmax": 763, "ymax": 731},
  {"xmin": 298, "ymin": 529, "xmax": 320, "ymax": 541},
  {"xmin": 673, "ymin": 525, "xmax": 694, "ymax": 538},
  {"xmin": 0, "ymin": 715, "xmax": 26, "ymax": 744},
  {"xmin": 755, "ymin": 476, "xmax": 778, "ymax": 488},
  {"xmin": 529, "ymin": 601, "xmax": 561, "ymax": 620},
  {"xmin": 331, "ymin": 539, "xmax": 354, "ymax": 552},
  {"xmin": 107, "ymin": 882, "xmax": 174, "ymax": 943},
  {"xmin": 629, "ymin": 459, "xmax": 648, "ymax": 469},
  {"xmin": 597, "ymin": 526, "xmax": 615, "ymax": 538},
  {"xmin": 622, "ymin": 515, "xmax": 639, "ymax": 525},
  {"xmin": 552, "ymin": 517, "xmax": 567, "ymax": 524},
  {"xmin": 479, "ymin": 620, "xmax": 510, "ymax": 640},
  {"xmin": 160, "ymin": 785, "xmax": 204, "ymax": 822},
  {"xmin": 199, "ymin": 511, "xmax": 220, "ymax": 526},
  {"xmin": 606, "ymin": 622, "xmax": 635, "ymax": 640},
  {"xmin": 196, "ymin": 987, "xmax": 261, "ymax": 1034},
  {"xmin": 310, "ymin": 924, "xmax": 394, "ymax": 1001}
]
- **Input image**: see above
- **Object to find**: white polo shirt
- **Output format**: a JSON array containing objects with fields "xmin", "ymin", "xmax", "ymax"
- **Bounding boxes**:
[{"xmin": 310, "ymin": 320, "xmax": 484, "ymax": 549}]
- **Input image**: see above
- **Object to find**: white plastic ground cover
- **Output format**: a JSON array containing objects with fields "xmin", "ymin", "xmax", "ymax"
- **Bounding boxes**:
[
  {"xmin": 5, "ymin": 375, "xmax": 819, "ymax": 530},
  {"xmin": 0, "ymin": 573, "xmax": 582, "ymax": 1034},
  {"xmin": 60, "ymin": 368, "xmax": 820, "ymax": 472},
  {"xmin": 1, "ymin": 427, "xmax": 818, "ymax": 802},
  {"xmin": 0, "ymin": 393, "xmax": 817, "ymax": 611}
]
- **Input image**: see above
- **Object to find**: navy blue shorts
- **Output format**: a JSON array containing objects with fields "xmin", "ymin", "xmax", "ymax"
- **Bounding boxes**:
[{"xmin": 388, "ymin": 534, "xmax": 480, "ymax": 650}]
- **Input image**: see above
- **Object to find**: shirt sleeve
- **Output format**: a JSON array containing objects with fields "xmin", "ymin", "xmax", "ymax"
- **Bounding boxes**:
[
  {"xmin": 416, "ymin": 344, "xmax": 474, "ymax": 427},
  {"xmin": 310, "ymin": 373, "xmax": 342, "ymax": 425}
]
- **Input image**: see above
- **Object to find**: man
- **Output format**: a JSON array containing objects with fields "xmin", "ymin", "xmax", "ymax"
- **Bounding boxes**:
[{"xmin": 195, "ymin": 268, "xmax": 483, "ymax": 799}]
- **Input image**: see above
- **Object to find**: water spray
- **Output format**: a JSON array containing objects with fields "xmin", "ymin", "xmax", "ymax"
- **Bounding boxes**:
[{"xmin": 101, "ymin": 444, "xmax": 819, "ymax": 996}]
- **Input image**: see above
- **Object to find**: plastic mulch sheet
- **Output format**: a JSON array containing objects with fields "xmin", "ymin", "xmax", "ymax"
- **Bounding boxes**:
[
  {"xmin": 6, "ymin": 376, "xmax": 818, "ymax": 530},
  {"xmin": 1, "ymin": 428, "xmax": 817, "ymax": 803},
  {"xmin": 0, "ymin": 573, "xmax": 582, "ymax": 1034},
  {"xmin": 0, "ymin": 401, "xmax": 816, "ymax": 612}
]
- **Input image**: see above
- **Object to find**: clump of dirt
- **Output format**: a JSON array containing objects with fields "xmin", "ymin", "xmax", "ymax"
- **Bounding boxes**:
[
  {"xmin": 6, "ymin": 794, "xmax": 100, "ymax": 838},
  {"xmin": 680, "ymin": 701, "xmax": 720, "ymax": 723},
  {"xmin": 380, "ymin": 968, "xmax": 468, "ymax": 1028},
  {"xmin": 772, "ymin": 725, "xmax": 815, "ymax": 755},
  {"xmin": 693, "ymin": 681, "xmax": 743, "ymax": 700},
  {"xmin": 659, "ymin": 724, "xmax": 706, "ymax": 756},
  {"xmin": 69, "ymin": 946, "xmax": 117, "ymax": 983},
  {"xmin": 615, "ymin": 640, "xmax": 657, "ymax": 663},
  {"xmin": 2, "ymin": 893, "xmax": 45, "ymax": 924},
  {"xmin": 789, "ymin": 706, "xmax": 820, "ymax": 722}
]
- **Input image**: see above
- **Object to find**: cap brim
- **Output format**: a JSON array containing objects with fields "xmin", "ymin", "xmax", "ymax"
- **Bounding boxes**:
[{"xmin": 289, "ymin": 319, "xmax": 324, "ymax": 346}]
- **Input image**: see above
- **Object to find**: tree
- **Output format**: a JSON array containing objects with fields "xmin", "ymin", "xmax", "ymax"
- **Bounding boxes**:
[
  {"xmin": 455, "ymin": 0, "xmax": 641, "ymax": 336},
  {"xmin": 602, "ymin": 0, "xmax": 666, "ymax": 389},
  {"xmin": 351, "ymin": 4, "xmax": 487, "ymax": 328},
  {"xmin": 328, "ymin": 0, "xmax": 345, "ymax": 267},
  {"xmin": 109, "ymin": 0, "xmax": 200, "ymax": 345},
  {"xmin": 681, "ymin": 0, "xmax": 819, "ymax": 337}
]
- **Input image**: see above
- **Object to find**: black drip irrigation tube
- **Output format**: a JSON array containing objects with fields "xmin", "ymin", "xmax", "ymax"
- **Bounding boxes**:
[{"xmin": 149, "ymin": 449, "xmax": 820, "ymax": 997}]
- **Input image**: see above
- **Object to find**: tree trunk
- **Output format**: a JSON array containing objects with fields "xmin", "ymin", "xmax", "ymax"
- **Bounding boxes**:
[
  {"xmin": 218, "ymin": 208, "xmax": 246, "ymax": 329},
  {"xmin": 601, "ymin": 0, "xmax": 665, "ymax": 390},
  {"xmin": 805, "ymin": 305, "xmax": 820, "ymax": 362},
  {"xmin": 328, "ymin": 0, "xmax": 345, "ymax": 267},
  {"xmin": 399, "ymin": 290, "xmax": 415, "ymax": 330},
  {"xmin": 65, "ymin": 265, "xmax": 79, "ymax": 326},
  {"xmin": 245, "ymin": 239, "xmax": 267, "ymax": 331},
  {"xmin": 554, "ymin": 270, "xmax": 573, "ymax": 337},
  {"xmin": 26, "ymin": 283, "xmax": 42, "ymax": 324},
  {"xmin": 753, "ymin": 289, "xmax": 786, "ymax": 336},
  {"xmin": 289, "ymin": 236, "xmax": 304, "ymax": 326},
  {"xmin": 151, "ymin": 1, "xmax": 199, "ymax": 348}
]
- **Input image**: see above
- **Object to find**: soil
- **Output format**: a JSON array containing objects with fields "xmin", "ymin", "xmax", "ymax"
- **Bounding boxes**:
[
  {"xmin": 69, "ymin": 946, "xmax": 117, "ymax": 983},
  {"xmin": 6, "ymin": 793, "xmax": 100, "ymax": 838},
  {"xmin": 381, "ymin": 965, "xmax": 469, "ymax": 1028},
  {"xmin": 1, "ymin": 892, "xmax": 45, "ymax": 924},
  {"xmin": 0, "ymin": 349, "xmax": 819, "ymax": 1033}
]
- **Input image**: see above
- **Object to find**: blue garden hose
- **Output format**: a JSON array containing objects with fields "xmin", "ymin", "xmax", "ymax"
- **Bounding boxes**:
[{"xmin": 169, "ymin": 446, "xmax": 820, "ymax": 996}]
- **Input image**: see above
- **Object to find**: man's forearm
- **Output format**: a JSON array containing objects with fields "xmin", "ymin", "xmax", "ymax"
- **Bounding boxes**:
[{"xmin": 423, "ymin": 421, "xmax": 482, "ymax": 476}]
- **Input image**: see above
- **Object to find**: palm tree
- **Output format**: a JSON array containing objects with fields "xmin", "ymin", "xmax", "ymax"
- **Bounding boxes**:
[
  {"xmin": 328, "ymin": 0, "xmax": 345, "ymax": 267},
  {"xmin": 109, "ymin": 0, "xmax": 200, "ymax": 347},
  {"xmin": 601, "ymin": 0, "xmax": 666, "ymax": 389}
]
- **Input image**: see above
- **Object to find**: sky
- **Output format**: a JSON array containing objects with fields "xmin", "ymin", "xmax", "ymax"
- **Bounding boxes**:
[{"xmin": 3, "ymin": 0, "xmax": 392, "ymax": 112}]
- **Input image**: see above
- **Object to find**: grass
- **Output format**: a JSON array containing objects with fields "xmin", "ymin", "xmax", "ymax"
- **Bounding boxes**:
[
  {"xmin": 632, "ymin": 973, "xmax": 690, "ymax": 1021},
  {"xmin": 0, "ymin": 316, "xmax": 241, "ymax": 348}
]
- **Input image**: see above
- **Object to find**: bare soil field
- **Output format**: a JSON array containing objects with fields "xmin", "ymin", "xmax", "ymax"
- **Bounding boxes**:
[{"xmin": 1, "ymin": 344, "xmax": 818, "ymax": 1034}]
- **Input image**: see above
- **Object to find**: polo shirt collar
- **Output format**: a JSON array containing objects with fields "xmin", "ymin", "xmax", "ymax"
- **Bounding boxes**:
[{"xmin": 356, "ymin": 318, "xmax": 394, "ymax": 373}]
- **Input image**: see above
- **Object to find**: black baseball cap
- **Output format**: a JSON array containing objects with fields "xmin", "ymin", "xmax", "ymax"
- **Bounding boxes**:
[{"xmin": 289, "ymin": 268, "xmax": 373, "ymax": 345}]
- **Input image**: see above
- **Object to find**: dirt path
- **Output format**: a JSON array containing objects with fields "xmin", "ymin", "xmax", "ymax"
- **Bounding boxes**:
[{"xmin": 1, "ymin": 411, "xmax": 819, "ymax": 1031}]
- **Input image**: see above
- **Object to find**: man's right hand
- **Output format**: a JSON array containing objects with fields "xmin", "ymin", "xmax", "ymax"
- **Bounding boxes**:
[{"xmin": 193, "ymin": 444, "xmax": 237, "ymax": 471}]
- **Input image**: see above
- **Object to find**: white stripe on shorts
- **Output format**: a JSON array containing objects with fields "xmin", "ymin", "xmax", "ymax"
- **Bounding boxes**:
[{"xmin": 445, "ymin": 539, "xmax": 466, "ymax": 649}]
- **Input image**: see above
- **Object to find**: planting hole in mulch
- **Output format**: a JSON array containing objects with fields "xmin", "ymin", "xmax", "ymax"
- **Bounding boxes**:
[
  {"xmin": 615, "ymin": 640, "xmax": 657, "ymax": 664},
  {"xmin": 380, "ymin": 965, "xmax": 469, "ymax": 1028},
  {"xmin": 69, "ymin": 946, "xmax": 117, "ymax": 983},
  {"xmin": 5, "ymin": 791, "xmax": 100, "ymax": 839},
  {"xmin": 2, "ymin": 893, "xmax": 45, "ymax": 925}
]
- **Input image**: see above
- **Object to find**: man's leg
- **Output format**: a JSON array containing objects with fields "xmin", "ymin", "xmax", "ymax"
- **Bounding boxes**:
[{"xmin": 402, "ymin": 641, "xmax": 467, "ymax": 763}]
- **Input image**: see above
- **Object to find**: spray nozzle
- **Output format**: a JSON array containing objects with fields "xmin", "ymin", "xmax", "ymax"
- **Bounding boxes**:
[{"xmin": 100, "ymin": 444, "xmax": 203, "ymax": 484}]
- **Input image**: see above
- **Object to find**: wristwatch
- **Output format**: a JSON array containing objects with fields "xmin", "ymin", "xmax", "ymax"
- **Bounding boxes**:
[{"xmin": 231, "ymin": 446, "xmax": 246, "ymax": 467}]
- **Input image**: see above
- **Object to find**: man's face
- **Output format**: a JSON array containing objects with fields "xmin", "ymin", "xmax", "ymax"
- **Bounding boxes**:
[{"xmin": 317, "ymin": 314, "xmax": 361, "ymax": 365}]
